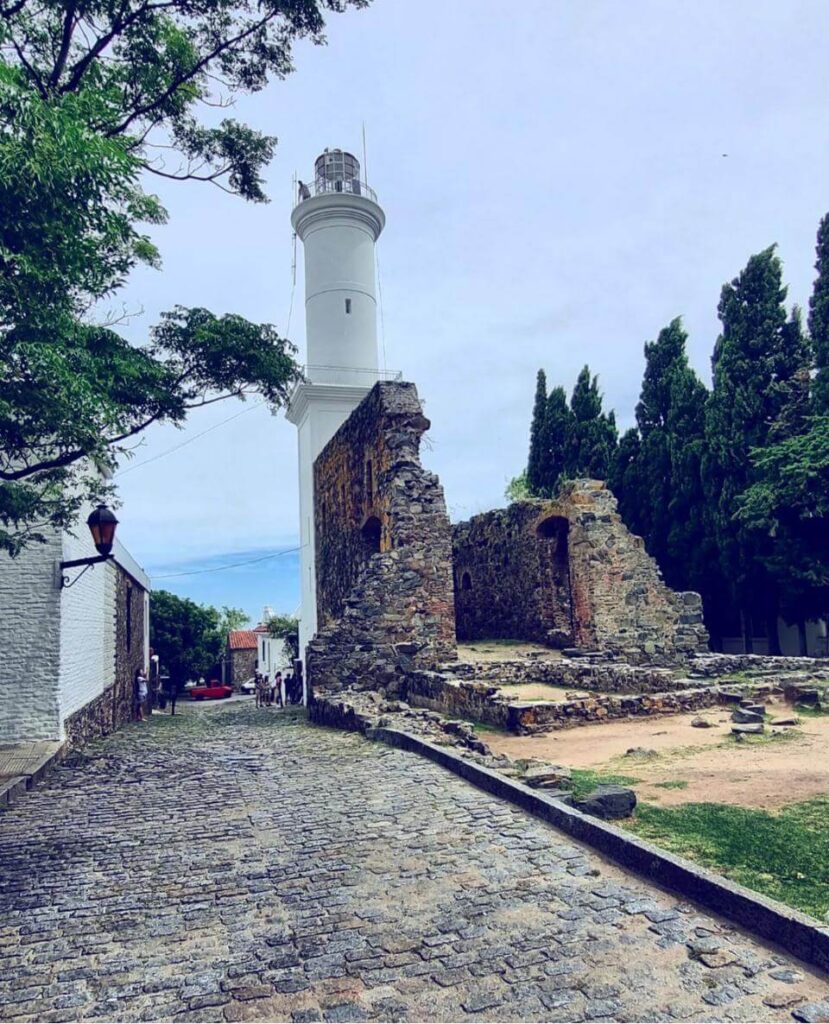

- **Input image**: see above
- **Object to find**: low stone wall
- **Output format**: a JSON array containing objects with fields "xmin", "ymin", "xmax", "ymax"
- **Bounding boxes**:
[
  {"xmin": 63, "ymin": 684, "xmax": 125, "ymax": 749},
  {"xmin": 441, "ymin": 658, "xmax": 688, "ymax": 694},
  {"xmin": 689, "ymin": 653, "xmax": 829, "ymax": 678},
  {"xmin": 402, "ymin": 670, "xmax": 743, "ymax": 735}
]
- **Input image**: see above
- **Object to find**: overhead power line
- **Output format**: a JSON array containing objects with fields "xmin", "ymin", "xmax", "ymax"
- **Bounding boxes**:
[
  {"xmin": 150, "ymin": 546, "xmax": 301, "ymax": 580},
  {"xmin": 115, "ymin": 400, "xmax": 265, "ymax": 478}
]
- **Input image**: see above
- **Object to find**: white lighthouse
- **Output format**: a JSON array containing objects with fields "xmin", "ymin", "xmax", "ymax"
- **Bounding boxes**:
[{"xmin": 286, "ymin": 148, "xmax": 386, "ymax": 662}]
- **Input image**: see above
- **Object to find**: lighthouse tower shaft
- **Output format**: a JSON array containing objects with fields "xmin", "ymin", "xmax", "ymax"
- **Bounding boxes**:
[{"xmin": 286, "ymin": 150, "xmax": 386, "ymax": 662}]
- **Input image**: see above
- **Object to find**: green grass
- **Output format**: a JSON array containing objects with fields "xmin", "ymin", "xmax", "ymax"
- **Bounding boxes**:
[
  {"xmin": 624, "ymin": 796, "xmax": 829, "ymax": 920},
  {"xmin": 653, "ymin": 779, "xmax": 689, "ymax": 790},
  {"xmin": 568, "ymin": 768, "xmax": 639, "ymax": 800},
  {"xmin": 794, "ymin": 702, "xmax": 829, "ymax": 718},
  {"xmin": 726, "ymin": 727, "xmax": 804, "ymax": 746}
]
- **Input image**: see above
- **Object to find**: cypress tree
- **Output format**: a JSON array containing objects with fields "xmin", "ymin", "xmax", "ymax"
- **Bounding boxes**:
[
  {"xmin": 538, "ymin": 385, "xmax": 573, "ymax": 496},
  {"xmin": 633, "ymin": 319, "xmax": 688, "ymax": 574},
  {"xmin": 808, "ymin": 212, "xmax": 829, "ymax": 414},
  {"xmin": 703, "ymin": 246, "xmax": 792, "ymax": 650},
  {"xmin": 609, "ymin": 318, "xmax": 712, "ymax": 596},
  {"xmin": 565, "ymin": 366, "xmax": 617, "ymax": 479},
  {"xmin": 526, "ymin": 369, "xmax": 548, "ymax": 495},
  {"xmin": 665, "ymin": 356, "xmax": 712, "ymax": 596},
  {"xmin": 609, "ymin": 427, "xmax": 644, "ymax": 531},
  {"xmin": 768, "ymin": 307, "xmax": 811, "ymax": 442}
]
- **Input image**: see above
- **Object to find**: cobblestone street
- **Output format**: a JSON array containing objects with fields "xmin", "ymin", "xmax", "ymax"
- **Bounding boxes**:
[{"xmin": 0, "ymin": 702, "xmax": 827, "ymax": 1023}]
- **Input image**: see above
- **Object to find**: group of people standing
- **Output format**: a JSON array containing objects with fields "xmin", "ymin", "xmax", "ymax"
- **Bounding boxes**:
[
  {"xmin": 254, "ymin": 670, "xmax": 301, "ymax": 708},
  {"xmin": 134, "ymin": 663, "xmax": 179, "ymax": 719}
]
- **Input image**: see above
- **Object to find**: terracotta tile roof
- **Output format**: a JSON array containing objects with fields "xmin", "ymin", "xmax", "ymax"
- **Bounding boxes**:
[{"xmin": 228, "ymin": 630, "xmax": 258, "ymax": 650}]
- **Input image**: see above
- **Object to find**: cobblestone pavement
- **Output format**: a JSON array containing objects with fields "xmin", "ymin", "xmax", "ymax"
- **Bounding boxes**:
[{"xmin": 0, "ymin": 702, "xmax": 827, "ymax": 1024}]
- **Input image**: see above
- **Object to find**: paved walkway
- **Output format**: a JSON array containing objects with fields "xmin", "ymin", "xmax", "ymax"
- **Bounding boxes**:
[
  {"xmin": 0, "ymin": 740, "xmax": 63, "ymax": 807},
  {"xmin": 0, "ymin": 702, "xmax": 826, "ymax": 1023}
]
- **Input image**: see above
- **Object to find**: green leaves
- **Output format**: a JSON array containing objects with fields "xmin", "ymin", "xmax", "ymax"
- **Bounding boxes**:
[
  {"xmin": 150, "ymin": 590, "xmax": 225, "ymax": 683},
  {"xmin": 517, "ymin": 217, "xmax": 829, "ymax": 640},
  {"xmin": 523, "ymin": 367, "xmax": 616, "ymax": 500},
  {"xmin": 150, "ymin": 306, "xmax": 301, "ymax": 411},
  {"xmin": 1, "ymin": 0, "xmax": 367, "ymax": 551}
]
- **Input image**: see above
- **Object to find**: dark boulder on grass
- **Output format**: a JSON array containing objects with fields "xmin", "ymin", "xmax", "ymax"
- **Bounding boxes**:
[{"xmin": 572, "ymin": 784, "xmax": 637, "ymax": 820}]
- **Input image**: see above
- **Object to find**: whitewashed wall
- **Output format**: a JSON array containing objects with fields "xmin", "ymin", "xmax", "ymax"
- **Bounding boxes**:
[
  {"xmin": 0, "ymin": 533, "xmax": 63, "ymax": 742},
  {"xmin": 58, "ymin": 524, "xmax": 117, "ymax": 723}
]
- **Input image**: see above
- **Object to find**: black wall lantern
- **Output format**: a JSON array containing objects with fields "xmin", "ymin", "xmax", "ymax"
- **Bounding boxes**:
[{"xmin": 60, "ymin": 504, "xmax": 119, "ymax": 589}]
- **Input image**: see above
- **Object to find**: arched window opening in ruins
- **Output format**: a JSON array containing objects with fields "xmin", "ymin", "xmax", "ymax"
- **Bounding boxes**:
[
  {"xmin": 365, "ymin": 459, "xmax": 374, "ymax": 502},
  {"xmin": 536, "ymin": 515, "xmax": 573, "ymax": 643},
  {"xmin": 460, "ymin": 571, "xmax": 472, "ymax": 591},
  {"xmin": 536, "ymin": 515, "xmax": 569, "ymax": 540},
  {"xmin": 361, "ymin": 515, "xmax": 382, "ymax": 555}
]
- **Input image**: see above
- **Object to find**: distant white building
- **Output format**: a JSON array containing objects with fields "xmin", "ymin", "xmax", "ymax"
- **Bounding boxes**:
[{"xmin": 0, "ymin": 513, "xmax": 150, "ymax": 747}]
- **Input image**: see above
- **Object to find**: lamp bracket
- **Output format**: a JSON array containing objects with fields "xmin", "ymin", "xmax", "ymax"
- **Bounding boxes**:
[{"xmin": 60, "ymin": 554, "xmax": 111, "ymax": 589}]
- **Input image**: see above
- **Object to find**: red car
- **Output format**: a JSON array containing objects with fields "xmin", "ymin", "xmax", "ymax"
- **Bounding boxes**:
[{"xmin": 189, "ymin": 681, "xmax": 233, "ymax": 701}]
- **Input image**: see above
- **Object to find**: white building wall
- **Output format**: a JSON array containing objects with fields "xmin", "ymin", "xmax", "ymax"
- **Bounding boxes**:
[
  {"xmin": 777, "ymin": 617, "xmax": 828, "ymax": 657},
  {"xmin": 302, "ymin": 212, "xmax": 380, "ymax": 383},
  {"xmin": 58, "ymin": 524, "xmax": 116, "ymax": 724},
  {"xmin": 0, "ymin": 533, "xmax": 63, "ymax": 742}
]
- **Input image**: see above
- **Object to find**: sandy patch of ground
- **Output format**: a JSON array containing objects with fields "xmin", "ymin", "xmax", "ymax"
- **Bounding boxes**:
[
  {"xmin": 484, "ymin": 696, "xmax": 829, "ymax": 810},
  {"xmin": 495, "ymin": 682, "xmax": 581, "ymax": 702},
  {"xmin": 456, "ymin": 640, "xmax": 561, "ymax": 662}
]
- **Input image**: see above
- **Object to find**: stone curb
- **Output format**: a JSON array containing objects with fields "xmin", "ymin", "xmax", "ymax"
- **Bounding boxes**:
[
  {"xmin": 0, "ymin": 776, "xmax": 28, "ymax": 808},
  {"xmin": 0, "ymin": 742, "xmax": 66, "ymax": 810},
  {"xmin": 369, "ymin": 726, "xmax": 829, "ymax": 976}
]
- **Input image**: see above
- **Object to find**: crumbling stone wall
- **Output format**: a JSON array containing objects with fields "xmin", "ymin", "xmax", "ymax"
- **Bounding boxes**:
[
  {"xmin": 306, "ymin": 381, "xmax": 456, "ymax": 692},
  {"xmin": 453, "ymin": 503, "xmax": 574, "ymax": 647},
  {"xmin": 453, "ymin": 480, "xmax": 708, "ymax": 665}
]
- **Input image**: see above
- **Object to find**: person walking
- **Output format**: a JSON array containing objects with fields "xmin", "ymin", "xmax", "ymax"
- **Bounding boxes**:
[
  {"xmin": 135, "ymin": 667, "xmax": 149, "ymax": 721},
  {"xmin": 257, "ymin": 672, "xmax": 269, "ymax": 709},
  {"xmin": 168, "ymin": 677, "xmax": 179, "ymax": 716}
]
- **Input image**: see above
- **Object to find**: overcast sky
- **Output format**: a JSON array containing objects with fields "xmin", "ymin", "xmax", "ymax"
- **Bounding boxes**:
[{"xmin": 113, "ymin": 0, "xmax": 829, "ymax": 618}]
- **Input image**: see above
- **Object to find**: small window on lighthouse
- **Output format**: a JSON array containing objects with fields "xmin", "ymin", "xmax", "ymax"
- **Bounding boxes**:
[{"xmin": 345, "ymin": 298, "xmax": 352, "ymax": 314}]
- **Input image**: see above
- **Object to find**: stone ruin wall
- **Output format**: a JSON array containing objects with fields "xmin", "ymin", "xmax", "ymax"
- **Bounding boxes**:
[
  {"xmin": 452, "ymin": 503, "xmax": 574, "ymax": 647},
  {"xmin": 453, "ymin": 480, "xmax": 708, "ymax": 665},
  {"xmin": 306, "ymin": 382, "xmax": 457, "ymax": 692}
]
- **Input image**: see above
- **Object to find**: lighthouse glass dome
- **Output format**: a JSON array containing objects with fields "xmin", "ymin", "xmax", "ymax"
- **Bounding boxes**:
[
  {"xmin": 307, "ymin": 149, "xmax": 376, "ymax": 201},
  {"xmin": 315, "ymin": 148, "xmax": 359, "ymax": 186}
]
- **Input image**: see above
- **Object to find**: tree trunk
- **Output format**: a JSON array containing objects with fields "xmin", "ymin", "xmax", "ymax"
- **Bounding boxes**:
[
  {"xmin": 798, "ymin": 620, "xmax": 808, "ymax": 657},
  {"xmin": 766, "ymin": 608, "xmax": 782, "ymax": 656},
  {"xmin": 740, "ymin": 609, "xmax": 753, "ymax": 654}
]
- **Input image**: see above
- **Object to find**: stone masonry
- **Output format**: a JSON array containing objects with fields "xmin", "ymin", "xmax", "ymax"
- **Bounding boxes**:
[
  {"xmin": 453, "ymin": 480, "xmax": 708, "ymax": 665},
  {"xmin": 306, "ymin": 382, "xmax": 456, "ymax": 692}
]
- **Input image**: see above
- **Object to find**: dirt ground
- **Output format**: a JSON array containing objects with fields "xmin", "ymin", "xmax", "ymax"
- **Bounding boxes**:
[
  {"xmin": 495, "ymin": 682, "xmax": 581, "ymax": 701},
  {"xmin": 456, "ymin": 640, "xmax": 562, "ymax": 662},
  {"xmin": 484, "ymin": 696, "xmax": 829, "ymax": 810}
]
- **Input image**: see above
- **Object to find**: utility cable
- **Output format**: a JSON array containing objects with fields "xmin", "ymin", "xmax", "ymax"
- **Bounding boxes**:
[
  {"xmin": 150, "ymin": 546, "xmax": 301, "ymax": 579},
  {"xmin": 115, "ymin": 400, "xmax": 265, "ymax": 478}
]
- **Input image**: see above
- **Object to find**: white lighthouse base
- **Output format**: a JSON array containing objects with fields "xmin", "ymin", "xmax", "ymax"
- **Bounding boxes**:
[{"xmin": 286, "ymin": 381, "xmax": 373, "ymax": 680}]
